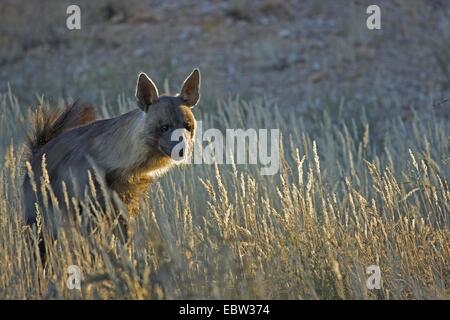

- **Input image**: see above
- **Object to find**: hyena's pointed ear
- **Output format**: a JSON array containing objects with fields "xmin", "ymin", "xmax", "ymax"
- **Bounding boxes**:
[
  {"xmin": 136, "ymin": 72, "xmax": 159, "ymax": 112},
  {"xmin": 180, "ymin": 68, "xmax": 201, "ymax": 107}
]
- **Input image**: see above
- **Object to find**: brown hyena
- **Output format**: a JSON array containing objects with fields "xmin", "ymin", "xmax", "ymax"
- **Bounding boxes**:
[{"xmin": 23, "ymin": 68, "xmax": 201, "ymax": 241}]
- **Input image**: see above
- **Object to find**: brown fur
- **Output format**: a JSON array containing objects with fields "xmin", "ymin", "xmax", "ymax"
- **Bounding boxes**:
[
  {"xmin": 26, "ymin": 100, "xmax": 96, "ymax": 155},
  {"xmin": 22, "ymin": 69, "xmax": 201, "ymax": 235}
]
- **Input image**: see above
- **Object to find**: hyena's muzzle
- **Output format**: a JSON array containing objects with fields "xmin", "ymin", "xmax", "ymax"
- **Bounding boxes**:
[{"xmin": 166, "ymin": 128, "xmax": 194, "ymax": 162}]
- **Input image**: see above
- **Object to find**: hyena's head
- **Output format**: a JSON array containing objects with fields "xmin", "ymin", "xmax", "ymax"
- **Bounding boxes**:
[{"xmin": 135, "ymin": 68, "xmax": 200, "ymax": 163}]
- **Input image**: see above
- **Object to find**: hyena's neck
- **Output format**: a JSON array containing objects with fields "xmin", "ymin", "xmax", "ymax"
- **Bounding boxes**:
[
  {"xmin": 95, "ymin": 108, "xmax": 172, "ymax": 181},
  {"xmin": 94, "ymin": 109, "xmax": 171, "ymax": 215},
  {"xmin": 95, "ymin": 109, "xmax": 147, "ymax": 172}
]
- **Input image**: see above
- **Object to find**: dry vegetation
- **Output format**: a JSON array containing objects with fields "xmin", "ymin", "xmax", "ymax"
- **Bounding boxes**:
[
  {"xmin": 0, "ymin": 91, "xmax": 448, "ymax": 299},
  {"xmin": 0, "ymin": 0, "xmax": 449, "ymax": 300}
]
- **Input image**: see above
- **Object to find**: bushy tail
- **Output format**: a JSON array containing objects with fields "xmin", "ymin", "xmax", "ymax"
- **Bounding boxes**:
[{"xmin": 26, "ymin": 100, "xmax": 96, "ymax": 156}]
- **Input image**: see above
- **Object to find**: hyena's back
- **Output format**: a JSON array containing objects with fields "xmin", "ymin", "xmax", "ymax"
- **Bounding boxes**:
[{"xmin": 23, "ymin": 102, "xmax": 99, "ymax": 226}]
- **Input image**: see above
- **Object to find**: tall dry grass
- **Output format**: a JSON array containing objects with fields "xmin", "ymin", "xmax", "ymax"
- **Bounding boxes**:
[{"xmin": 0, "ymin": 91, "xmax": 448, "ymax": 299}]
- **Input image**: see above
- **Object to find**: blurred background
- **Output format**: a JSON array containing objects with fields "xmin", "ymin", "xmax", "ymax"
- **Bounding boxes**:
[
  {"xmin": 0, "ymin": 1, "xmax": 449, "ymax": 299},
  {"xmin": 1, "ymin": 0, "xmax": 449, "ymax": 118}
]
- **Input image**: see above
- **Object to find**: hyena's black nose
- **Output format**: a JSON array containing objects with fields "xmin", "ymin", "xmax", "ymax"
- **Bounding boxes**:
[{"xmin": 179, "ymin": 148, "xmax": 184, "ymax": 158}]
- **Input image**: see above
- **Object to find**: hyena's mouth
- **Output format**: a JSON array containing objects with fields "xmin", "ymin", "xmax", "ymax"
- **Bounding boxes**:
[
  {"xmin": 169, "ymin": 145, "xmax": 193, "ymax": 163},
  {"xmin": 159, "ymin": 146, "xmax": 172, "ymax": 158},
  {"xmin": 159, "ymin": 145, "xmax": 187, "ymax": 162},
  {"xmin": 171, "ymin": 146, "xmax": 190, "ymax": 163}
]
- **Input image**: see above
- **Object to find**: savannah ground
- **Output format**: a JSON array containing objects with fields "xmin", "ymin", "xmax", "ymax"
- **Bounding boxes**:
[{"xmin": 0, "ymin": 0, "xmax": 449, "ymax": 299}]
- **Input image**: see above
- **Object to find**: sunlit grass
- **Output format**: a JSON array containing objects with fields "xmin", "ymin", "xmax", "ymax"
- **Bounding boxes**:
[{"xmin": 0, "ymin": 91, "xmax": 448, "ymax": 299}]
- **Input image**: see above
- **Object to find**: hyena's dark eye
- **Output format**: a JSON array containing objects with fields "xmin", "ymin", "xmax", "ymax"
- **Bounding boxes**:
[{"xmin": 160, "ymin": 125, "xmax": 169, "ymax": 132}]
